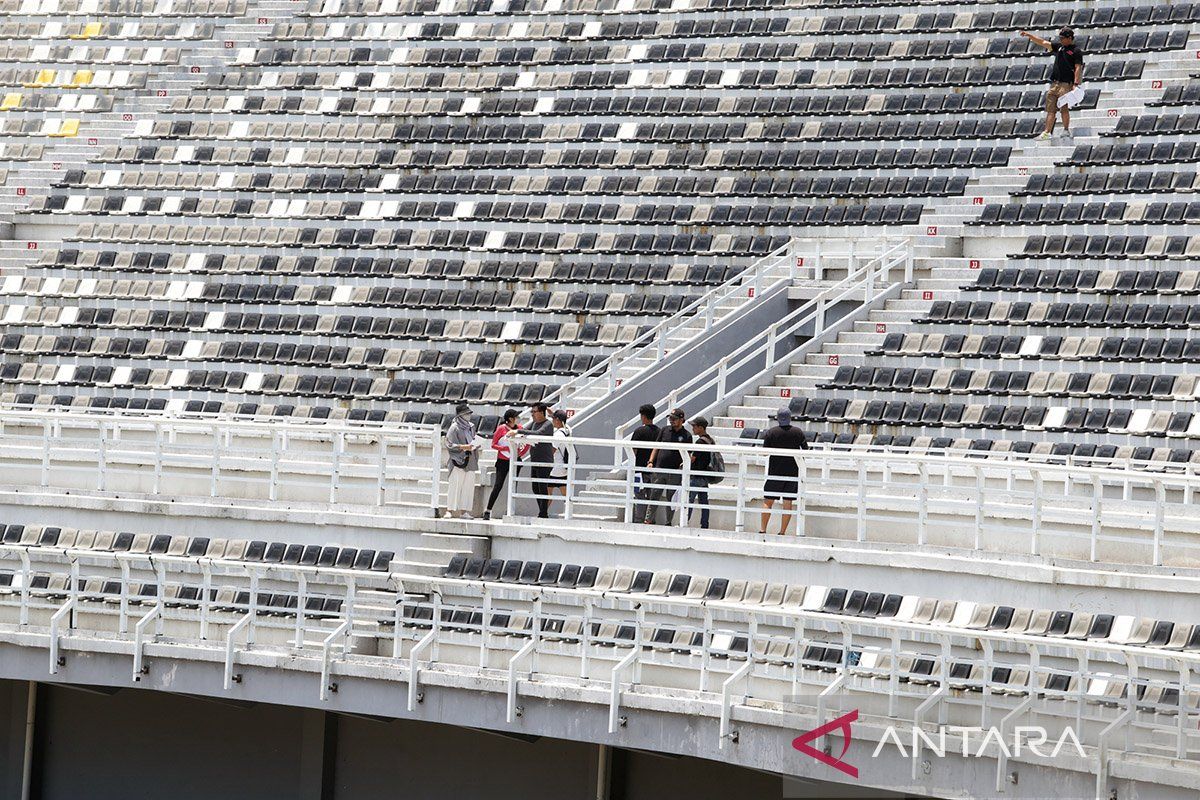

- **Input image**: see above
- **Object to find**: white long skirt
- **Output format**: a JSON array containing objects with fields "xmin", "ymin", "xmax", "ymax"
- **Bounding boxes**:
[{"xmin": 447, "ymin": 466, "xmax": 478, "ymax": 514}]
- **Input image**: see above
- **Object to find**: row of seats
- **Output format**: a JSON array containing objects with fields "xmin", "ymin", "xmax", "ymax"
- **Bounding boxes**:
[
  {"xmin": 965, "ymin": 267, "xmax": 1200, "ymax": 295},
  {"xmin": 257, "ymin": 30, "xmax": 1179, "ymax": 64},
  {"xmin": 977, "ymin": 200, "xmax": 1200, "ymax": 226},
  {"xmin": 785, "ymin": 398, "xmax": 1198, "ymax": 440},
  {"xmin": 2, "ymin": 0, "xmax": 245, "ymax": 14},
  {"xmin": 1067, "ymin": 140, "xmax": 1200, "ymax": 167},
  {"xmin": 822, "ymin": 366, "xmax": 1200, "ymax": 404},
  {"xmin": 1018, "ymin": 235, "xmax": 1200, "ymax": 260},
  {"xmin": 873, "ymin": 332, "xmax": 1200, "ymax": 365},
  {"xmin": 920, "ymin": 299, "xmax": 1200, "ymax": 329},
  {"xmin": 38, "ymin": 249, "xmax": 731, "ymax": 286},
  {"xmin": 97, "ymin": 141, "xmax": 1010, "ymax": 171},
  {"xmin": 2, "ymin": 44, "xmax": 180, "ymax": 63},
  {"xmin": 0, "ymin": 365, "xmax": 557, "ymax": 406},
  {"xmin": 0, "ymin": 279, "xmax": 698, "ymax": 316},
  {"xmin": 0, "ymin": 20, "xmax": 215, "ymax": 39},
  {"xmin": 440, "ymin": 555, "xmax": 1200, "ymax": 652},
  {"xmin": 228, "ymin": 53, "xmax": 1129, "ymax": 93},
  {"xmin": 141, "ymin": 111, "xmax": 1058, "ymax": 144},
  {"xmin": 0, "ymin": 393, "xmax": 482, "ymax": 427},
  {"xmin": 0, "ymin": 523, "xmax": 394, "ymax": 571},
  {"xmin": 0, "ymin": 335, "xmax": 604, "ymax": 376},
  {"xmin": 57, "ymin": 168, "xmax": 967, "ymax": 201},
  {"xmin": 299, "ymin": 1, "xmax": 1188, "ymax": 33},
  {"xmin": 35, "ymin": 194, "xmax": 925, "ymax": 226},
  {"xmin": 0, "ymin": 306, "xmax": 652, "ymax": 346},
  {"xmin": 747, "ymin": 428, "xmax": 1197, "ymax": 468},
  {"xmin": 1017, "ymin": 170, "xmax": 1200, "ymax": 198},
  {"xmin": 68, "ymin": 224, "xmax": 799, "ymax": 256}
]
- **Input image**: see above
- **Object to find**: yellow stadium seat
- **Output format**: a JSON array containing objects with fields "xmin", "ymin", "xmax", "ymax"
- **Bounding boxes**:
[
  {"xmin": 23, "ymin": 69, "xmax": 55, "ymax": 88},
  {"xmin": 0, "ymin": 93, "xmax": 21, "ymax": 111},
  {"xmin": 65, "ymin": 70, "xmax": 93, "ymax": 88},
  {"xmin": 48, "ymin": 118, "xmax": 79, "ymax": 138},
  {"xmin": 69, "ymin": 21, "xmax": 103, "ymax": 39}
]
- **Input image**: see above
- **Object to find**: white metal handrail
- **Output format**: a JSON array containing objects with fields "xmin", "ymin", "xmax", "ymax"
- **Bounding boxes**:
[
  {"xmin": 549, "ymin": 238, "xmax": 895, "ymax": 419},
  {"xmin": 613, "ymin": 239, "xmax": 913, "ymax": 440},
  {"xmin": 505, "ymin": 432, "xmax": 1200, "ymax": 569},
  {"xmin": 0, "ymin": 545, "xmax": 1196, "ymax": 780},
  {"xmin": 0, "ymin": 405, "xmax": 444, "ymax": 512}
]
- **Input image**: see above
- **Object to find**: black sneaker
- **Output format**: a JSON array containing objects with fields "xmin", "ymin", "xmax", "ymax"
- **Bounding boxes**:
[{"xmin": 483, "ymin": 511, "xmax": 491, "ymax": 520}]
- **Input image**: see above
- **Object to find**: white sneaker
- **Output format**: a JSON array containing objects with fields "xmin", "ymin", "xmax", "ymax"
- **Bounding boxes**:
[
  {"xmin": 1057, "ymin": 129, "xmax": 1074, "ymax": 139},
  {"xmin": 1035, "ymin": 132, "xmax": 1053, "ymax": 141}
]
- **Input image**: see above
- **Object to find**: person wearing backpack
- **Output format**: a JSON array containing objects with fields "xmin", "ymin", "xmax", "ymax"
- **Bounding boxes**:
[{"xmin": 688, "ymin": 416, "xmax": 720, "ymax": 529}]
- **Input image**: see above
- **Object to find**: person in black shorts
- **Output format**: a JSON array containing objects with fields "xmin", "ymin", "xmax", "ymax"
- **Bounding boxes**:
[
  {"xmin": 761, "ymin": 407, "xmax": 809, "ymax": 535},
  {"xmin": 1020, "ymin": 27, "xmax": 1084, "ymax": 140}
]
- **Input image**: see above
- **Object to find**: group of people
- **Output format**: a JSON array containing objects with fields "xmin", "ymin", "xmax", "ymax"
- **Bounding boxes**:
[
  {"xmin": 443, "ymin": 401, "xmax": 574, "ymax": 520},
  {"xmin": 444, "ymin": 400, "xmax": 811, "ymax": 534}
]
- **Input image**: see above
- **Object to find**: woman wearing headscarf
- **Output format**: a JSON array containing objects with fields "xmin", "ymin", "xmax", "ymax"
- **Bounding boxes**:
[{"xmin": 445, "ymin": 402, "xmax": 481, "ymax": 518}]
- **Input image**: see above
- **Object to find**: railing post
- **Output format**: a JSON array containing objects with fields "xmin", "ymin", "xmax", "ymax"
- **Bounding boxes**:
[
  {"xmin": 856, "ymin": 460, "xmax": 867, "ymax": 541},
  {"xmin": 1090, "ymin": 474, "xmax": 1101, "ymax": 562},
  {"xmin": 377, "ymin": 434, "xmax": 388, "ymax": 506},
  {"xmin": 329, "ymin": 431, "xmax": 344, "ymax": 504},
  {"xmin": 209, "ymin": 424, "xmax": 220, "ymax": 497},
  {"xmin": 917, "ymin": 461, "xmax": 928, "ymax": 546},
  {"xmin": 431, "ymin": 432, "xmax": 443, "ymax": 517},
  {"xmin": 734, "ymin": 452, "xmax": 746, "ymax": 533},
  {"xmin": 1030, "ymin": 471, "xmax": 1043, "ymax": 556},
  {"xmin": 624, "ymin": 448, "xmax": 636, "ymax": 524},
  {"xmin": 1152, "ymin": 481, "xmax": 1165, "ymax": 566},
  {"xmin": 97, "ymin": 419, "xmax": 107, "ymax": 491},
  {"xmin": 679, "ymin": 452, "xmax": 690, "ymax": 529}
]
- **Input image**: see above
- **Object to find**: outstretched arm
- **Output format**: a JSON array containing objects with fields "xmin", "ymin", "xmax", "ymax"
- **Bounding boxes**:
[{"xmin": 1018, "ymin": 30, "xmax": 1053, "ymax": 51}]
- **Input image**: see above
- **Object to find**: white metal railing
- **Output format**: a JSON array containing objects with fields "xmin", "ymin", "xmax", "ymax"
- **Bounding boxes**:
[
  {"xmin": 1, "ymin": 545, "xmax": 1196, "ymax": 791},
  {"xmin": 505, "ymin": 433, "xmax": 1200, "ymax": 569},
  {"xmin": 613, "ymin": 239, "xmax": 913, "ymax": 440},
  {"xmin": 0, "ymin": 406, "xmax": 444, "ymax": 511},
  {"xmin": 549, "ymin": 238, "xmax": 898, "ymax": 420}
]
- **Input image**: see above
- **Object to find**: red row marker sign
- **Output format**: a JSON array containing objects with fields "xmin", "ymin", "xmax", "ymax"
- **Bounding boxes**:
[
  {"xmin": 257, "ymin": 16, "xmax": 268, "ymax": 22},
  {"xmin": 972, "ymin": 196, "xmax": 984, "ymax": 205},
  {"xmin": 121, "ymin": 113, "xmax": 132, "ymax": 121},
  {"xmin": 1018, "ymin": 167, "xmax": 1028, "ymax": 175},
  {"xmin": 224, "ymin": 40, "xmax": 234, "ymax": 48},
  {"xmin": 747, "ymin": 287, "xmax": 755, "ymax": 298},
  {"xmin": 827, "ymin": 355, "xmax": 839, "ymax": 366},
  {"xmin": 926, "ymin": 225, "xmax": 938, "ymax": 236},
  {"xmin": 922, "ymin": 291, "xmax": 934, "ymax": 301},
  {"xmin": 566, "ymin": 409, "xmax": 575, "ymax": 418},
  {"xmin": 1152, "ymin": 79, "xmax": 1163, "ymax": 89},
  {"xmin": 15, "ymin": 187, "xmax": 24, "ymax": 196},
  {"xmin": 51, "ymin": 161, "xmax": 61, "ymax": 170},
  {"xmin": 156, "ymin": 89, "xmax": 167, "ymax": 97},
  {"xmin": 733, "ymin": 419, "xmax": 745, "ymax": 429},
  {"xmin": 25, "ymin": 242, "xmax": 37, "ymax": 250},
  {"xmin": 780, "ymin": 388, "xmax": 791, "ymax": 398},
  {"xmin": 795, "ymin": 256, "xmax": 804, "ymax": 267},
  {"xmin": 875, "ymin": 323, "xmax": 886, "ymax": 334},
  {"xmin": 87, "ymin": 137, "xmax": 97, "ymax": 146},
  {"xmin": 1107, "ymin": 108, "xmax": 1118, "ymax": 117},
  {"xmin": 190, "ymin": 66, "xmax": 200, "ymax": 73},
  {"xmin": 969, "ymin": 259, "xmax": 981, "ymax": 269}
]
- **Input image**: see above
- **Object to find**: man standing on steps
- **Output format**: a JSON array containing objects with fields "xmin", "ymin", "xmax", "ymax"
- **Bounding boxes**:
[
  {"xmin": 524, "ymin": 402, "xmax": 556, "ymax": 518},
  {"xmin": 1021, "ymin": 27, "xmax": 1084, "ymax": 141},
  {"xmin": 761, "ymin": 407, "xmax": 809, "ymax": 535}
]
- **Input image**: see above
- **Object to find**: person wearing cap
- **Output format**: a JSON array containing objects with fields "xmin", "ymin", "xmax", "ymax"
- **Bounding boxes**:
[
  {"xmin": 444, "ymin": 402, "xmax": 481, "ymax": 518},
  {"xmin": 484, "ymin": 408, "xmax": 528, "ymax": 520},
  {"xmin": 1020, "ymin": 27, "xmax": 1084, "ymax": 140},
  {"xmin": 761, "ymin": 407, "xmax": 809, "ymax": 535},
  {"xmin": 547, "ymin": 409, "xmax": 575, "ymax": 511},
  {"xmin": 630, "ymin": 403, "xmax": 661, "ymax": 524},
  {"xmin": 643, "ymin": 407, "xmax": 692, "ymax": 525},
  {"xmin": 687, "ymin": 416, "xmax": 716, "ymax": 529},
  {"xmin": 523, "ymin": 402, "xmax": 556, "ymax": 518}
]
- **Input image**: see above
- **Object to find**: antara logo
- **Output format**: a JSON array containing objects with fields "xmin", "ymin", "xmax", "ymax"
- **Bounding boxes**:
[{"xmin": 792, "ymin": 710, "xmax": 859, "ymax": 778}]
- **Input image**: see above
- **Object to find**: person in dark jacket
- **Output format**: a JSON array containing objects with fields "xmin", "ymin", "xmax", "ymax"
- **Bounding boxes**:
[
  {"xmin": 688, "ymin": 417, "xmax": 715, "ymax": 529},
  {"xmin": 524, "ymin": 402, "xmax": 555, "ymax": 518},
  {"xmin": 760, "ymin": 407, "xmax": 809, "ymax": 535},
  {"xmin": 643, "ymin": 408, "xmax": 692, "ymax": 525},
  {"xmin": 630, "ymin": 403, "xmax": 660, "ymax": 523}
]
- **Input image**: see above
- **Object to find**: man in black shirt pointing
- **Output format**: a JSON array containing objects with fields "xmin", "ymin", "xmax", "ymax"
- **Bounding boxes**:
[{"xmin": 1021, "ymin": 27, "xmax": 1084, "ymax": 140}]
